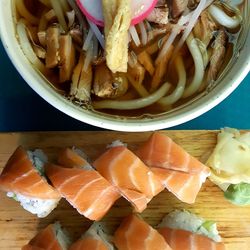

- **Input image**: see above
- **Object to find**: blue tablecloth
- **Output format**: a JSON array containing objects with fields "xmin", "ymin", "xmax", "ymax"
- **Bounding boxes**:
[{"xmin": 0, "ymin": 41, "xmax": 249, "ymax": 132}]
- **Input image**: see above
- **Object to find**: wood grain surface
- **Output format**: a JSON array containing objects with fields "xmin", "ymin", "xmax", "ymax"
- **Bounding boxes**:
[{"xmin": 0, "ymin": 131, "xmax": 249, "ymax": 250}]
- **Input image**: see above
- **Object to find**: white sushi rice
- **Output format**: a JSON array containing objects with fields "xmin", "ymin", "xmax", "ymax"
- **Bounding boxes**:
[
  {"xmin": 107, "ymin": 140, "xmax": 127, "ymax": 148},
  {"xmin": 7, "ymin": 192, "xmax": 60, "ymax": 218},
  {"xmin": 158, "ymin": 210, "xmax": 221, "ymax": 242},
  {"xmin": 27, "ymin": 149, "xmax": 48, "ymax": 176},
  {"xmin": 6, "ymin": 149, "xmax": 60, "ymax": 218},
  {"xmin": 72, "ymin": 147, "xmax": 94, "ymax": 170},
  {"xmin": 84, "ymin": 222, "xmax": 114, "ymax": 250},
  {"xmin": 53, "ymin": 222, "xmax": 72, "ymax": 250}
]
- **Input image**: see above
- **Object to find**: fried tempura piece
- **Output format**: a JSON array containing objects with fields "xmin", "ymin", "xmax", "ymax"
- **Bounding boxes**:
[{"xmin": 102, "ymin": 0, "xmax": 131, "ymax": 73}]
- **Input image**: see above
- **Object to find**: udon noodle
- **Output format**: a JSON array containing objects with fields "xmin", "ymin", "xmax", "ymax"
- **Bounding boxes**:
[{"xmin": 14, "ymin": 0, "xmax": 245, "ymax": 116}]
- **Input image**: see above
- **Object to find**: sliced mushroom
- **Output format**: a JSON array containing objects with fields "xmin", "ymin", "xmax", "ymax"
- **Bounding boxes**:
[
  {"xmin": 59, "ymin": 34, "xmax": 76, "ymax": 82},
  {"xmin": 207, "ymin": 30, "xmax": 227, "ymax": 82},
  {"xmin": 93, "ymin": 63, "xmax": 128, "ymax": 99},
  {"xmin": 146, "ymin": 7, "xmax": 169, "ymax": 25},
  {"xmin": 69, "ymin": 28, "xmax": 83, "ymax": 46},
  {"xmin": 171, "ymin": 0, "xmax": 188, "ymax": 18},
  {"xmin": 45, "ymin": 26, "xmax": 60, "ymax": 68},
  {"xmin": 193, "ymin": 11, "xmax": 218, "ymax": 47},
  {"xmin": 38, "ymin": 31, "xmax": 46, "ymax": 47}
]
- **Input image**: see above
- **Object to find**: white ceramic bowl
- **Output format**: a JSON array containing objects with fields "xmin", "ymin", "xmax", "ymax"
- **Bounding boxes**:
[{"xmin": 0, "ymin": 0, "xmax": 250, "ymax": 132}]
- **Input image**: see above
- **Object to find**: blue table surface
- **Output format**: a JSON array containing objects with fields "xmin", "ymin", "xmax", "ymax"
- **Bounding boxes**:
[{"xmin": 0, "ymin": 41, "xmax": 249, "ymax": 132}]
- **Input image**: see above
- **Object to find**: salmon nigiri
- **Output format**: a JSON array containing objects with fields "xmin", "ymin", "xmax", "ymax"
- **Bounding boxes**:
[
  {"xmin": 137, "ymin": 132, "xmax": 210, "ymax": 175},
  {"xmin": 46, "ymin": 161, "xmax": 120, "ymax": 221},
  {"xmin": 158, "ymin": 210, "xmax": 225, "ymax": 250},
  {"xmin": 137, "ymin": 132, "xmax": 210, "ymax": 203},
  {"xmin": 114, "ymin": 214, "xmax": 172, "ymax": 250},
  {"xmin": 22, "ymin": 222, "xmax": 71, "ymax": 250},
  {"xmin": 69, "ymin": 223, "xmax": 114, "ymax": 250},
  {"xmin": 93, "ymin": 145, "xmax": 164, "ymax": 212},
  {"xmin": 159, "ymin": 228, "xmax": 225, "ymax": 250},
  {"xmin": 151, "ymin": 168, "xmax": 206, "ymax": 203},
  {"xmin": 0, "ymin": 146, "xmax": 61, "ymax": 217}
]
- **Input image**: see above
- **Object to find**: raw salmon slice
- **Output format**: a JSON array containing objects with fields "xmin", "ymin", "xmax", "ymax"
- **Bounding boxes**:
[
  {"xmin": 151, "ymin": 167, "xmax": 206, "ymax": 203},
  {"xmin": 46, "ymin": 164, "xmax": 120, "ymax": 220},
  {"xmin": 137, "ymin": 132, "xmax": 210, "ymax": 175},
  {"xmin": 22, "ymin": 222, "xmax": 71, "ymax": 250},
  {"xmin": 93, "ymin": 146, "xmax": 164, "ymax": 212},
  {"xmin": 159, "ymin": 228, "xmax": 225, "ymax": 250},
  {"xmin": 69, "ymin": 237, "xmax": 108, "ymax": 250},
  {"xmin": 0, "ymin": 146, "xmax": 60, "ymax": 199},
  {"xmin": 114, "ymin": 214, "xmax": 172, "ymax": 250},
  {"xmin": 58, "ymin": 148, "xmax": 91, "ymax": 169}
]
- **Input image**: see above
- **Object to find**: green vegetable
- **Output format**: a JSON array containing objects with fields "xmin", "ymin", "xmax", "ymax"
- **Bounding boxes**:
[
  {"xmin": 224, "ymin": 183, "xmax": 250, "ymax": 205},
  {"xmin": 200, "ymin": 221, "xmax": 216, "ymax": 232}
]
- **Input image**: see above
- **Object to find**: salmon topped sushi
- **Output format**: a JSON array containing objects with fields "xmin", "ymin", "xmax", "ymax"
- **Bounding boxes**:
[
  {"xmin": 136, "ymin": 133, "xmax": 210, "ymax": 203},
  {"xmin": 22, "ymin": 222, "xmax": 71, "ymax": 250},
  {"xmin": 158, "ymin": 210, "xmax": 225, "ymax": 250},
  {"xmin": 58, "ymin": 148, "xmax": 91, "ymax": 169},
  {"xmin": 46, "ymin": 160, "xmax": 120, "ymax": 221},
  {"xmin": 137, "ymin": 132, "xmax": 210, "ymax": 175},
  {"xmin": 0, "ymin": 146, "xmax": 61, "ymax": 217},
  {"xmin": 93, "ymin": 145, "xmax": 164, "ymax": 212},
  {"xmin": 69, "ymin": 223, "xmax": 114, "ymax": 250},
  {"xmin": 114, "ymin": 214, "xmax": 172, "ymax": 250}
]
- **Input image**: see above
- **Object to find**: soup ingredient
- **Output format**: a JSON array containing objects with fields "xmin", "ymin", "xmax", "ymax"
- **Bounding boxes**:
[
  {"xmin": 114, "ymin": 214, "xmax": 172, "ymax": 250},
  {"xmin": 70, "ymin": 54, "xmax": 93, "ymax": 102},
  {"xmin": 93, "ymin": 64, "xmax": 129, "ymax": 99},
  {"xmin": 69, "ymin": 222, "xmax": 114, "ymax": 250},
  {"xmin": 93, "ymin": 145, "xmax": 164, "ymax": 212},
  {"xmin": 136, "ymin": 132, "xmax": 210, "ymax": 174},
  {"xmin": 77, "ymin": 0, "xmax": 158, "ymax": 26},
  {"xmin": 102, "ymin": 0, "xmax": 131, "ymax": 73},
  {"xmin": 0, "ymin": 146, "xmax": 61, "ymax": 218},
  {"xmin": 172, "ymin": 0, "xmax": 188, "ymax": 18},
  {"xmin": 224, "ymin": 183, "xmax": 250, "ymax": 205},
  {"xmin": 158, "ymin": 210, "xmax": 223, "ymax": 243},
  {"xmin": 45, "ymin": 162, "xmax": 120, "ymax": 221},
  {"xmin": 158, "ymin": 55, "xmax": 186, "ymax": 106},
  {"xmin": 207, "ymin": 30, "xmax": 227, "ymax": 83},
  {"xmin": 22, "ymin": 222, "xmax": 71, "ymax": 250},
  {"xmin": 146, "ymin": 6, "xmax": 169, "ymax": 24},
  {"xmin": 208, "ymin": 4, "xmax": 242, "ymax": 29},
  {"xmin": 93, "ymin": 82, "xmax": 171, "ymax": 110},
  {"xmin": 206, "ymin": 128, "xmax": 250, "ymax": 205}
]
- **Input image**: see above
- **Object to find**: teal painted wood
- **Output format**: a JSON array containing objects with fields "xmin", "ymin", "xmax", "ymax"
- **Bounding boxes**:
[{"xmin": 0, "ymin": 41, "xmax": 249, "ymax": 131}]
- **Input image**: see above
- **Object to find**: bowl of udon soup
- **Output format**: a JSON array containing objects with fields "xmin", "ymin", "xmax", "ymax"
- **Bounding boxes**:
[{"xmin": 0, "ymin": 0, "xmax": 249, "ymax": 131}]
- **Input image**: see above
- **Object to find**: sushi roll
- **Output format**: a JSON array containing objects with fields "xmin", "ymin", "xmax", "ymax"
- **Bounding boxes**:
[
  {"xmin": 45, "ymin": 148, "xmax": 120, "ymax": 221},
  {"xmin": 69, "ymin": 222, "xmax": 114, "ymax": 250},
  {"xmin": 114, "ymin": 214, "xmax": 172, "ymax": 250},
  {"xmin": 0, "ymin": 146, "xmax": 61, "ymax": 218},
  {"xmin": 158, "ymin": 210, "xmax": 225, "ymax": 249},
  {"xmin": 136, "ymin": 132, "xmax": 210, "ymax": 203},
  {"xmin": 22, "ymin": 222, "xmax": 71, "ymax": 250},
  {"xmin": 93, "ymin": 145, "xmax": 164, "ymax": 213}
]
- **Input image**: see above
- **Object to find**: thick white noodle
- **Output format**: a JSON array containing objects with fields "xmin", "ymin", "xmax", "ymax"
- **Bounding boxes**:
[
  {"xmin": 93, "ymin": 83, "xmax": 171, "ymax": 110},
  {"xmin": 158, "ymin": 55, "xmax": 186, "ymax": 106},
  {"xmin": 17, "ymin": 20, "xmax": 47, "ymax": 73},
  {"xmin": 182, "ymin": 33, "xmax": 205, "ymax": 98},
  {"xmin": 50, "ymin": 0, "xmax": 68, "ymax": 32},
  {"xmin": 208, "ymin": 4, "xmax": 241, "ymax": 29}
]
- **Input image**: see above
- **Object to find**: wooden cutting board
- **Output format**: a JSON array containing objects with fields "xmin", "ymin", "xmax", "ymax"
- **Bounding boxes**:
[{"xmin": 0, "ymin": 131, "xmax": 249, "ymax": 250}]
